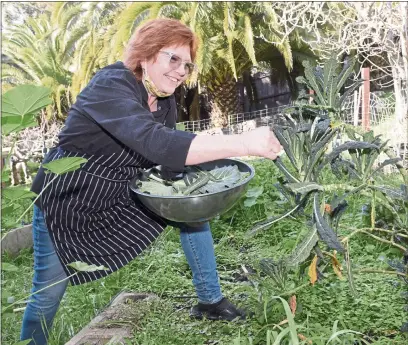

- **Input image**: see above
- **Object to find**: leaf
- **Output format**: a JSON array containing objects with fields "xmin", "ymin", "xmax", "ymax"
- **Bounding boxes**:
[
  {"xmin": 286, "ymin": 182, "xmax": 323, "ymax": 195},
  {"xmin": 43, "ymin": 157, "xmax": 88, "ymax": 175},
  {"xmin": 269, "ymin": 296, "xmax": 299, "ymax": 344},
  {"xmin": 2, "ymin": 85, "xmax": 52, "ymax": 118},
  {"xmin": 370, "ymin": 185, "xmax": 408, "ymax": 201},
  {"xmin": 329, "ymin": 251, "xmax": 344, "ymax": 280},
  {"xmin": 244, "ymin": 186, "xmax": 263, "ymax": 207},
  {"xmin": 286, "ymin": 226, "xmax": 319, "ymax": 266},
  {"xmin": 2, "ymin": 187, "xmax": 37, "ymax": 202},
  {"xmin": 244, "ymin": 197, "xmax": 258, "ymax": 208},
  {"xmin": 197, "ymin": 166, "xmax": 247, "ymax": 194},
  {"xmin": 303, "ymin": 61, "xmax": 326, "ymax": 105},
  {"xmin": 313, "ymin": 193, "xmax": 344, "ymax": 252},
  {"xmin": 259, "ymin": 259, "xmax": 288, "ymax": 290},
  {"xmin": 1, "ymin": 263, "xmax": 19, "ymax": 272},
  {"xmin": 1, "ymin": 113, "xmax": 38, "ymax": 136},
  {"xmin": 344, "ymin": 126, "xmax": 358, "ymax": 141},
  {"xmin": 289, "ymin": 295, "xmax": 296, "ymax": 315},
  {"xmin": 138, "ymin": 181, "xmax": 177, "ymax": 196},
  {"xmin": 67, "ymin": 261, "xmax": 110, "ymax": 272},
  {"xmin": 139, "ymin": 164, "xmax": 248, "ymax": 196},
  {"xmin": 12, "ymin": 340, "xmax": 32, "ymax": 345},
  {"xmin": 209, "ymin": 165, "xmax": 243, "ymax": 182},
  {"xmin": 336, "ymin": 57, "xmax": 356, "ymax": 95},
  {"xmin": 308, "ymin": 255, "xmax": 318, "ymax": 285},
  {"xmin": 311, "ymin": 128, "xmax": 338, "ymax": 155},
  {"xmin": 273, "ymin": 126, "xmax": 298, "ymax": 169},
  {"xmin": 246, "ymin": 186, "xmax": 264, "ymax": 198},
  {"xmin": 273, "ymin": 157, "xmax": 300, "ymax": 183},
  {"xmin": 329, "ymin": 199, "xmax": 348, "ymax": 233},
  {"xmin": 247, "ymin": 204, "xmax": 301, "ymax": 236},
  {"xmin": 322, "ymin": 141, "xmax": 379, "ymax": 167},
  {"xmin": 326, "ymin": 330, "xmax": 363, "ymax": 343},
  {"xmin": 312, "ymin": 118, "xmax": 331, "ymax": 142},
  {"xmin": 370, "ymin": 158, "xmax": 401, "ymax": 178}
]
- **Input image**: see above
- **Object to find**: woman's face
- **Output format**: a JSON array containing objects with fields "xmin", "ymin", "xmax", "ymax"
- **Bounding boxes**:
[{"xmin": 143, "ymin": 45, "xmax": 192, "ymax": 95}]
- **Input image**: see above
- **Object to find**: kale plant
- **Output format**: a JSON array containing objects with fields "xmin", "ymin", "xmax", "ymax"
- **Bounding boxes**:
[{"xmin": 249, "ymin": 55, "xmax": 407, "ymax": 285}]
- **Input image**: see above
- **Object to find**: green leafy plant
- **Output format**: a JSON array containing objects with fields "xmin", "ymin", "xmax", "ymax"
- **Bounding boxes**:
[
  {"xmin": 248, "ymin": 105, "xmax": 373, "ymax": 251},
  {"xmin": 295, "ymin": 54, "xmax": 362, "ymax": 120},
  {"xmin": 1, "ymin": 85, "xmax": 87, "ymax": 232},
  {"xmin": 1, "ymin": 85, "xmax": 52, "ymax": 136},
  {"xmin": 248, "ymin": 57, "xmax": 407, "ymax": 290}
]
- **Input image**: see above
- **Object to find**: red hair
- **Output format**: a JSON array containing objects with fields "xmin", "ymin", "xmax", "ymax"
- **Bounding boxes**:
[{"xmin": 123, "ymin": 18, "xmax": 198, "ymax": 80}]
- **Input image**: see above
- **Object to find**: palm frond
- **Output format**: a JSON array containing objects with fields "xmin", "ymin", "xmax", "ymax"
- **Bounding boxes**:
[
  {"xmin": 240, "ymin": 14, "xmax": 257, "ymax": 66},
  {"xmin": 50, "ymin": 2, "xmax": 69, "ymax": 27},
  {"xmin": 110, "ymin": 2, "xmax": 155, "ymax": 59},
  {"xmin": 1, "ymin": 65, "xmax": 32, "ymax": 85}
]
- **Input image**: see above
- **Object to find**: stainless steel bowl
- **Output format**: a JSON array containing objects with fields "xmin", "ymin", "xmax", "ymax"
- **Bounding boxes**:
[{"xmin": 129, "ymin": 158, "xmax": 255, "ymax": 224}]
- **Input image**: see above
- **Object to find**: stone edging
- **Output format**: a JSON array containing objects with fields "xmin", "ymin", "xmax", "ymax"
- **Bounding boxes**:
[
  {"xmin": 65, "ymin": 292, "xmax": 158, "ymax": 345},
  {"xmin": 1, "ymin": 224, "xmax": 33, "ymax": 256}
]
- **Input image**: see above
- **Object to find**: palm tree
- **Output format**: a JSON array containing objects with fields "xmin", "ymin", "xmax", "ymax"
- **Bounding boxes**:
[
  {"xmin": 173, "ymin": 2, "xmax": 316, "ymax": 119},
  {"xmin": 101, "ymin": 2, "xmax": 301, "ymax": 121},
  {"xmin": 2, "ymin": 12, "xmax": 72, "ymax": 120},
  {"xmin": 2, "ymin": 2, "xmax": 125, "ymax": 121},
  {"xmin": 3, "ymin": 2, "xmax": 317, "ymax": 123},
  {"xmin": 49, "ymin": 2, "xmax": 124, "ymax": 98}
]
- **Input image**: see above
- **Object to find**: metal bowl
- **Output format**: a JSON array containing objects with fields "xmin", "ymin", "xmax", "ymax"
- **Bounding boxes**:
[{"xmin": 129, "ymin": 158, "xmax": 255, "ymax": 224}]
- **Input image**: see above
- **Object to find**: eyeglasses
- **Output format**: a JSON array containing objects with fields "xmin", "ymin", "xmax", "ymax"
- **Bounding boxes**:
[{"xmin": 159, "ymin": 51, "xmax": 197, "ymax": 76}]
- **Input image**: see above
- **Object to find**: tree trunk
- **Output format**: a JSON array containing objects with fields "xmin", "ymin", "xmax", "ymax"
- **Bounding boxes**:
[{"xmin": 207, "ymin": 75, "xmax": 242, "ymax": 127}]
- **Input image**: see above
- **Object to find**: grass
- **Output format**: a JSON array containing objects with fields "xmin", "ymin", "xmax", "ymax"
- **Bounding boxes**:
[{"xmin": 2, "ymin": 160, "xmax": 407, "ymax": 344}]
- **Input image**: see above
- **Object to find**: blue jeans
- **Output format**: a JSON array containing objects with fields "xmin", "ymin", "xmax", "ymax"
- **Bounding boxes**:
[{"xmin": 21, "ymin": 205, "xmax": 222, "ymax": 344}]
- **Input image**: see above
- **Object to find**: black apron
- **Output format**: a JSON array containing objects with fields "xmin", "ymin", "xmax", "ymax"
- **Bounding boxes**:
[{"xmin": 40, "ymin": 146, "xmax": 166, "ymax": 285}]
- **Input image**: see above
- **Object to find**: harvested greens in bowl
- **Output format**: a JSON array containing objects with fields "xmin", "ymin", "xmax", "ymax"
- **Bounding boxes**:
[
  {"xmin": 129, "ymin": 158, "xmax": 255, "ymax": 222},
  {"xmin": 136, "ymin": 164, "xmax": 250, "ymax": 196}
]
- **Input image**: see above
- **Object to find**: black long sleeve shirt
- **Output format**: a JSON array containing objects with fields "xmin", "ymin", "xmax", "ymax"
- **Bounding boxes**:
[{"xmin": 32, "ymin": 61, "xmax": 196, "ymax": 196}]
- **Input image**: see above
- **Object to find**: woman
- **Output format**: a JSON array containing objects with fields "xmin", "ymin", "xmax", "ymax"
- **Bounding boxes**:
[{"xmin": 21, "ymin": 19, "xmax": 282, "ymax": 344}]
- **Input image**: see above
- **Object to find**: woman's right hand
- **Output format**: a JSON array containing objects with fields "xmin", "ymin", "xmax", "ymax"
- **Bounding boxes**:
[{"xmin": 240, "ymin": 126, "xmax": 283, "ymax": 160}]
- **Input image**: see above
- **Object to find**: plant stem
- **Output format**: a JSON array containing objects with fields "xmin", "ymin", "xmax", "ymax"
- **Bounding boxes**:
[
  {"xmin": 345, "ymin": 226, "xmax": 408, "ymax": 239},
  {"xmin": 13, "ymin": 307, "xmax": 26, "ymax": 313},
  {"xmin": 341, "ymin": 228, "xmax": 365, "ymax": 242},
  {"xmin": 356, "ymin": 269, "xmax": 408, "ymax": 278},
  {"xmin": 322, "ymin": 184, "xmax": 362, "ymax": 192},
  {"xmin": 371, "ymin": 189, "xmax": 376, "ymax": 228},
  {"xmin": 15, "ymin": 174, "xmax": 59, "ymax": 223},
  {"xmin": 341, "ymin": 227, "xmax": 408, "ymax": 251},
  {"xmin": 2, "ymin": 272, "xmax": 77, "ymax": 314},
  {"xmin": 351, "ymin": 230, "xmax": 406, "ymax": 251}
]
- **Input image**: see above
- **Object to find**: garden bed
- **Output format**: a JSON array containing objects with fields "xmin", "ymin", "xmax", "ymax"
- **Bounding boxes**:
[{"xmin": 2, "ymin": 160, "xmax": 407, "ymax": 344}]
